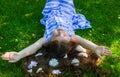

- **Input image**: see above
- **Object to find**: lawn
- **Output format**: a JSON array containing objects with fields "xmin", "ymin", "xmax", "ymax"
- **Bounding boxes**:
[{"xmin": 0, "ymin": 0, "xmax": 120, "ymax": 77}]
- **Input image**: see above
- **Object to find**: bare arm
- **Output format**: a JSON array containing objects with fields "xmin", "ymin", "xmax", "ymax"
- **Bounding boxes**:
[
  {"xmin": 19, "ymin": 37, "xmax": 46, "ymax": 59},
  {"xmin": 73, "ymin": 35, "xmax": 98, "ymax": 51},
  {"xmin": 1, "ymin": 37, "xmax": 46, "ymax": 62},
  {"xmin": 72, "ymin": 35, "xmax": 112, "ymax": 58}
]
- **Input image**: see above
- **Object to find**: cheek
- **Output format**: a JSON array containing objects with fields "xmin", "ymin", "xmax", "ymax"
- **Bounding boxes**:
[
  {"xmin": 63, "ymin": 33, "xmax": 68, "ymax": 37},
  {"xmin": 53, "ymin": 31, "xmax": 59, "ymax": 36},
  {"xmin": 70, "ymin": 37, "xmax": 77, "ymax": 43}
]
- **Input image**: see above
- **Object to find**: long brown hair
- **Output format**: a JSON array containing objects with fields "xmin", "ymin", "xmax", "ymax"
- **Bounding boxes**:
[{"xmin": 22, "ymin": 40, "xmax": 102, "ymax": 77}]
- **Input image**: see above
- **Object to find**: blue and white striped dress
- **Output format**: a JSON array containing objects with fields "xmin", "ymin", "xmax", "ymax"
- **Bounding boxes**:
[{"xmin": 40, "ymin": 0, "xmax": 91, "ymax": 41}]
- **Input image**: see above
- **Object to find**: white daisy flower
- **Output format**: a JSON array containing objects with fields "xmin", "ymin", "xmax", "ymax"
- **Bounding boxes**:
[
  {"xmin": 35, "ymin": 53, "xmax": 43, "ymax": 57},
  {"xmin": 52, "ymin": 69, "xmax": 61, "ymax": 75},
  {"xmin": 28, "ymin": 61, "xmax": 38, "ymax": 69},
  {"xmin": 75, "ymin": 45, "xmax": 86, "ymax": 52},
  {"xmin": 49, "ymin": 58, "xmax": 59, "ymax": 67},
  {"xmin": 27, "ymin": 69, "xmax": 32, "ymax": 73},
  {"xmin": 36, "ymin": 67, "xmax": 42, "ymax": 73},
  {"xmin": 78, "ymin": 52, "xmax": 88, "ymax": 58},
  {"xmin": 71, "ymin": 58, "xmax": 80, "ymax": 66},
  {"xmin": 63, "ymin": 54, "xmax": 68, "ymax": 58}
]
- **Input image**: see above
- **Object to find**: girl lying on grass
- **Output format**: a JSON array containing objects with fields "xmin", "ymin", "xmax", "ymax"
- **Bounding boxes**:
[{"xmin": 1, "ymin": 0, "xmax": 111, "ymax": 68}]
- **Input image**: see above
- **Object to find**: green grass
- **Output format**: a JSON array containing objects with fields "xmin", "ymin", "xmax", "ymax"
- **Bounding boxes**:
[{"xmin": 0, "ymin": 0, "xmax": 120, "ymax": 77}]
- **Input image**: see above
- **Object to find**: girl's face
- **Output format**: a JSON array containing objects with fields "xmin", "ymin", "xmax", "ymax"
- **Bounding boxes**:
[{"xmin": 52, "ymin": 28, "xmax": 70, "ymax": 42}]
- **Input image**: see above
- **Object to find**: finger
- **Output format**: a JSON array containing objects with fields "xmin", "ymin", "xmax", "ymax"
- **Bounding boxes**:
[
  {"xmin": 97, "ymin": 54, "xmax": 103, "ymax": 59},
  {"xmin": 105, "ymin": 47, "xmax": 109, "ymax": 50},
  {"xmin": 1, "ymin": 52, "xmax": 13, "ymax": 60},
  {"xmin": 1, "ymin": 55, "xmax": 6, "ymax": 60},
  {"xmin": 101, "ymin": 47, "xmax": 111, "ymax": 55},
  {"xmin": 104, "ymin": 47, "xmax": 112, "ymax": 54},
  {"xmin": 105, "ymin": 47, "xmax": 111, "ymax": 51},
  {"xmin": 104, "ymin": 50, "xmax": 112, "ymax": 55},
  {"xmin": 9, "ymin": 53, "xmax": 14, "ymax": 61},
  {"xmin": 105, "ymin": 50, "xmax": 111, "ymax": 54},
  {"xmin": 1, "ymin": 54, "xmax": 4, "ymax": 58},
  {"xmin": 9, "ymin": 60, "xmax": 17, "ymax": 63},
  {"xmin": 6, "ymin": 53, "xmax": 12, "ymax": 60},
  {"xmin": 1, "ymin": 53, "xmax": 9, "ymax": 60}
]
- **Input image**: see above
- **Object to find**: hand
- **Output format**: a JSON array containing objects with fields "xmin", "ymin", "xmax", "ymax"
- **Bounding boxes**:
[
  {"xmin": 1, "ymin": 52, "xmax": 21, "ymax": 63},
  {"xmin": 95, "ymin": 46, "xmax": 112, "ymax": 59}
]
